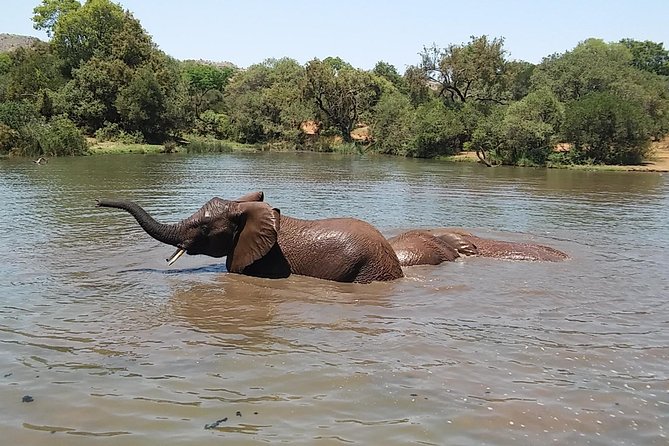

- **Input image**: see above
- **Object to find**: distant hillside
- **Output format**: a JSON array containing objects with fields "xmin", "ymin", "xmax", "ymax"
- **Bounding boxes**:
[{"xmin": 0, "ymin": 33, "xmax": 42, "ymax": 53}]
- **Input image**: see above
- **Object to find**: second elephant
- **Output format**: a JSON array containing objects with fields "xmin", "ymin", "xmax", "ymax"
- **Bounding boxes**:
[{"xmin": 388, "ymin": 228, "xmax": 568, "ymax": 266}]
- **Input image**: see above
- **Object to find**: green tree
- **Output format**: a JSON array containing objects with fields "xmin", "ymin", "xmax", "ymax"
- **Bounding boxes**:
[
  {"xmin": 50, "ymin": 0, "xmax": 153, "ymax": 74},
  {"xmin": 531, "ymin": 39, "xmax": 633, "ymax": 102},
  {"xmin": 403, "ymin": 65, "xmax": 431, "ymax": 105},
  {"xmin": 61, "ymin": 57, "xmax": 130, "ymax": 131},
  {"xmin": 19, "ymin": 114, "xmax": 88, "ymax": 157},
  {"xmin": 115, "ymin": 65, "xmax": 165, "ymax": 141},
  {"xmin": 417, "ymin": 35, "xmax": 509, "ymax": 104},
  {"xmin": 224, "ymin": 58, "xmax": 310, "ymax": 144},
  {"xmin": 32, "ymin": 0, "xmax": 81, "ymax": 37},
  {"xmin": 506, "ymin": 60, "xmax": 535, "ymax": 101},
  {"xmin": 413, "ymin": 100, "xmax": 466, "ymax": 157},
  {"xmin": 620, "ymin": 39, "xmax": 669, "ymax": 76},
  {"xmin": 303, "ymin": 57, "xmax": 376, "ymax": 142},
  {"xmin": 372, "ymin": 61, "xmax": 406, "ymax": 92},
  {"xmin": 115, "ymin": 54, "xmax": 190, "ymax": 142},
  {"xmin": 563, "ymin": 92, "xmax": 651, "ymax": 164},
  {"xmin": 499, "ymin": 89, "xmax": 564, "ymax": 164},
  {"xmin": 182, "ymin": 61, "xmax": 235, "ymax": 117},
  {"xmin": 370, "ymin": 90, "xmax": 415, "ymax": 155},
  {"xmin": 2, "ymin": 42, "xmax": 65, "ymax": 101}
]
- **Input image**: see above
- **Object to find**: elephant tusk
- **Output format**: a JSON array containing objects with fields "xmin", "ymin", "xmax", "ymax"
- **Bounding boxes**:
[{"xmin": 166, "ymin": 248, "xmax": 186, "ymax": 266}]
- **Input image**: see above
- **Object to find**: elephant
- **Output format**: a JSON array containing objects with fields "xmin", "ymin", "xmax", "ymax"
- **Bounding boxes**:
[
  {"xmin": 388, "ymin": 228, "xmax": 568, "ymax": 266},
  {"xmin": 96, "ymin": 191, "xmax": 404, "ymax": 284}
]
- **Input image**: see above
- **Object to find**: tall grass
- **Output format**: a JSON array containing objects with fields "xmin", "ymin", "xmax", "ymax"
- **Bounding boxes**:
[{"xmin": 185, "ymin": 137, "xmax": 235, "ymax": 153}]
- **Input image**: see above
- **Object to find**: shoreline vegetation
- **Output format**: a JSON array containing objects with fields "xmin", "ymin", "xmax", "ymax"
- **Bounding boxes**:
[
  {"xmin": 2, "ymin": 1, "xmax": 669, "ymax": 172},
  {"xmin": 79, "ymin": 136, "xmax": 669, "ymax": 173}
]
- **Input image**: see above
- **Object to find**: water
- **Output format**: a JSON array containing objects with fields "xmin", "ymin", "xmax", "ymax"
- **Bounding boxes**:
[{"xmin": 1, "ymin": 152, "xmax": 667, "ymax": 445}]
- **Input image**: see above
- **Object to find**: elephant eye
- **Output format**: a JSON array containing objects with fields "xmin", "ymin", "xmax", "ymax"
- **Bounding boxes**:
[{"xmin": 200, "ymin": 224, "xmax": 210, "ymax": 235}]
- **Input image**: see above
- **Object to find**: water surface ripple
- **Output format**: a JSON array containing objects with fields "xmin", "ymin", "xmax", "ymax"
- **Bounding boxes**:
[{"xmin": 1, "ymin": 153, "xmax": 667, "ymax": 445}]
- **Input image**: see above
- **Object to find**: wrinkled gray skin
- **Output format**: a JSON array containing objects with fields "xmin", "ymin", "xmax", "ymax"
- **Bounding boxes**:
[
  {"xmin": 388, "ymin": 228, "xmax": 569, "ymax": 266},
  {"xmin": 96, "ymin": 192, "xmax": 403, "ymax": 284}
]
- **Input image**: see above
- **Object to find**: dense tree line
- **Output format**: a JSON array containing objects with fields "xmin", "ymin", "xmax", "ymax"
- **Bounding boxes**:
[{"xmin": 1, "ymin": 0, "xmax": 668, "ymax": 166}]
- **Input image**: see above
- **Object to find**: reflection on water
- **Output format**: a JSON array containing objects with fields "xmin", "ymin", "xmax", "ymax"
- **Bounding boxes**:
[{"xmin": 1, "ymin": 153, "xmax": 668, "ymax": 445}]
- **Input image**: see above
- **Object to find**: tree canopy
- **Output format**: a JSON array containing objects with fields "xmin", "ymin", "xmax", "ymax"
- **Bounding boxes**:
[{"xmin": 0, "ymin": 0, "xmax": 666, "ymax": 166}]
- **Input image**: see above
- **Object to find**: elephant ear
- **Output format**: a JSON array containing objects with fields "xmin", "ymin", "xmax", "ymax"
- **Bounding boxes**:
[
  {"xmin": 227, "ymin": 202, "xmax": 280, "ymax": 273},
  {"xmin": 235, "ymin": 191, "xmax": 264, "ymax": 202}
]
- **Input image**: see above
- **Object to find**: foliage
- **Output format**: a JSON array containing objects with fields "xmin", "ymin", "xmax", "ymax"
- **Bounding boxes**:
[
  {"xmin": 115, "ymin": 65, "xmax": 165, "ymax": 141},
  {"xmin": 531, "ymin": 39, "xmax": 633, "ymax": 102},
  {"xmin": 506, "ymin": 60, "xmax": 535, "ymax": 101},
  {"xmin": 403, "ymin": 65, "xmax": 431, "ymax": 106},
  {"xmin": 563, "ymin": 92, "xmax": 651, "ymax": 164},
  {"xmin": 413, "ymin": 100, "xmax": 466, "ymax": 157},
  {"xmin": 499, "ymin": 89, "xmax": 563, "ymax": 164},
  {"xmin": 224, "ymin": 58, "xmax": 310, "ymax": 144},
  {"xmin": 185, "ymin": 136, "xmax": 236, "ymax": 153},
  {"xmin": 0, "ymin": 123, "xmax": 20, "ymax": 153},
  {"xmin": 0, "ymin": 53, "xmax": 11, "ymax": 74},
  {"xmin": 0, "ymin": 2, "xmax": 664, "ymax": 165},
  {"xmin": 620, "ymin": 39, "xmax": 669, "ymax": 76},
  {"xmin": 94, "ymin": 121, "xmax": 144, "ymax": 143},
  {"xmin": 182, "ymin": 61, "xmax": 234, "ymax": 94},
  {"xmin": 417, "ymin": 36, "xmax": 509, "ymax": 104},
  {"xmin": 61, "ymin": 57, "xmax": 130, "ymax": 131},
  {"xmin": 470, "ymin": 89, "xmax": 564, "ymax": 165},
  {"xmin": 303, "ymin": 57, "xmax": 378, "ymax": 142},
  {"xmin": 372, "ymin": 61, "xmax": 406, "ymax": 92},
  {"xmin": 32, "ymin": 0, "xmax": 81, "ymax": 37},
  {"xmin": 0, "ymin": 100, "xmax": 39, "ymax": 130},
  {"xmin": 192, "ymin": 110, "xmax": 230, "ymax": 139},
  {"xmin": 181, "ymin": 60, "xmax": 235, "ymax": 117},
  {"xmin": 1, "ymin": 42, "xmax": 65, "ymax": 101},
  {"xmin": 18, "ymin": 114, "xmax": 88, "ymax": 157},
  {"xmin": 370, "ymin": 90, "xmax": 415, "ymax": 155},
  {"xmin": 470, "ymin": 106, "xmax": 506, "ymax": 163}
]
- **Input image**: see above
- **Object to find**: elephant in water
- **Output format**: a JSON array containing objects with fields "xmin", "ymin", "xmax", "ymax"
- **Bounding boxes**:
[
  {"xmin": 388, "ymin": 228, "xmax": 568, "ymax": 266},
  {"xmin": 96, "ymin": 191, "xmax": 403, "ymax": 284}
]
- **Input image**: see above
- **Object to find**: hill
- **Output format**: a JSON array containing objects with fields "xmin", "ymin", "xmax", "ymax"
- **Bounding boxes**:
[{"xmin": 0, "ymin": 33, "xmax": 42, "ymax": 53}]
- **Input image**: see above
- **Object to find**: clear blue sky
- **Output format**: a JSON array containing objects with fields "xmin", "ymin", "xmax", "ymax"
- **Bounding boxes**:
[{"xmin": 2, "ymin": 0, "xmax": 668, "ymax": 71}]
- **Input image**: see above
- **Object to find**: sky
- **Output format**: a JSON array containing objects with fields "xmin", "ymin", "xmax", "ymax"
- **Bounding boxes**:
[{"xmin": 2, "ymin": 0, "xmax": 669, "ymax": 71}]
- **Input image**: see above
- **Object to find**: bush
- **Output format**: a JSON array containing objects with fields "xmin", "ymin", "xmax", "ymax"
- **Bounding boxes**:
[
  {"xmin": 370, "ymin": 91, "xmax": 415, "ymax": 156},
  {"xmin": 94, "ymin": 121, "xmax": 145, "ymax": 144},
  {"xmin": 0, "ymin": 100, "xmax": 39, "ymax": 130},
  {"xmin": 185, "ymin": 136, "xmax": 234, "ymax": 153},
  {"xmin": 471, "ymin": 91, "xmax": 564, "ymax": 165},
  {"xmin": 193, "ymin": 110, "xmax": 231, "ymax": 139},
  {"xmin": 0, "ymin": 123, "xmax": 20, "ymax": 154},
  {"xmin": 413, "ymin": 101, "xmax": 466, "ymax": 157},
  {"xmin": 19, "ymin": 115, "xmax": 88, "ymax": 157},
  {"xmin": 563, "ymin": 92, "xmax": 652, "ymax": 164}
]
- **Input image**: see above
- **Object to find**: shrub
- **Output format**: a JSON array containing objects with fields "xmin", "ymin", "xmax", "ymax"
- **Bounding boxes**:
[
  {"xmin": 193, "ymin": 110, "xmax": 231, "ymax": 139},
  {"xmin": 0, "ymin": 100, "xmax": 39, "ymax": 130},
  {"xmin": 0, "ymin": 123, "xmax": 20, "ymax": 154},
  {"xmin": 413, "ymin": 101, "xmax": 466, "ymax": 157},
  {"xmin": 563, "ymin": 92, "xmax": 652, "ymax": 164},
  {"xmin": 185, "ymin": 136, "xmax": 234, "ymax": 153},
  {"xmin": 19, "ymin": 115, "xmax": 88, "ymax": 157},
  {"xmin": 370, "ymin": 91, "xmax": 415, "ymax": 156},
  {"xmin": 94, "ymin": 121, "xmax": 145, "ymax": 144}
]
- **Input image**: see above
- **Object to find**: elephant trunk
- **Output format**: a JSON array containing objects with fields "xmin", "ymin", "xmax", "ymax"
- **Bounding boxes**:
[{"xmin": 96, "ymin": 199, "xmax": 185, "ymax": 247}]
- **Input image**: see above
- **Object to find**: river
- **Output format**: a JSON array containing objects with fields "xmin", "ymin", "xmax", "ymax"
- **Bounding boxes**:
[{"xmin": 1, "ymin": 152, "xmax": 667, "ymax": 445}]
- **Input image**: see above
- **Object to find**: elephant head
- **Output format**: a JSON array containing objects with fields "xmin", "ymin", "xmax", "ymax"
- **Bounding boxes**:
[{"xmin": 96, "ymin": 192, "xmax": 282, "ymax": 273}]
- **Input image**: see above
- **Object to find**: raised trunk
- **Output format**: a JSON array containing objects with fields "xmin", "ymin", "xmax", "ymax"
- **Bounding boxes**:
[{"xmin": 96, "ymin": 199, "xmax": 184, "ymax": 247}]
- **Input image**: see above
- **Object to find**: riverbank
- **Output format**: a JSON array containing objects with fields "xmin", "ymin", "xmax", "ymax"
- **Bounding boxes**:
[
  {"xmin": 444, "ymin": 138, "xmax": 669, "ymax": 172},
  {"xmin": 22, "ymin": 137, "xmax": 668, "ymax": 173},
  {"xmin": 87, "ymin": 138, "xmax": 258, "ymax": 155}
]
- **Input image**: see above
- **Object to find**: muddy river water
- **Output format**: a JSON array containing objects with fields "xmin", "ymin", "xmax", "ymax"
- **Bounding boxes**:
[{"xmin": 1, "ymin": 152, "xmax": 667, "ymax": 445}]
